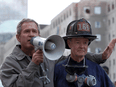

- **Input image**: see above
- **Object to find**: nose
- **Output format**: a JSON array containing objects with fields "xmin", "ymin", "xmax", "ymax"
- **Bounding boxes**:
[{"xmin": 79, "ymin": 43, "xmax": 84, "ymax": 48}]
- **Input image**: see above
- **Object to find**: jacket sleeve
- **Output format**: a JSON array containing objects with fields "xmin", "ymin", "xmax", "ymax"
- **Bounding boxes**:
[
  {"xmin": 0, "ymin": 56, "xmax": 41, "ymax": 87},
  {"xmin": 86, "ymin": 52, "xmax": 106, "ymax": 64}
]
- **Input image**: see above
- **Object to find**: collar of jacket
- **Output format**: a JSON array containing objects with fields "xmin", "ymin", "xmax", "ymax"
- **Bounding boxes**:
[{"xmin": 12, "ymin": 45, "xmax": 30, "ymax": 61}]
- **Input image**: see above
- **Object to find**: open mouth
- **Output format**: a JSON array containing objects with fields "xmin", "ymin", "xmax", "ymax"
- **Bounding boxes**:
[
  {"xmin": 28, "ymin": 39, "xmax": 31, "ymax": 43},
  {"xmin": 28, "ymin": 39, "xmax": 30, "ymax": 42}
]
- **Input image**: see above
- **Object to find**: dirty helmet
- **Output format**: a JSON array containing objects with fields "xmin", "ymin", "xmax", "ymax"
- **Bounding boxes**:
[{"xmin": 63, "ymin": 18, "xmax": 97, "ymax": 49}]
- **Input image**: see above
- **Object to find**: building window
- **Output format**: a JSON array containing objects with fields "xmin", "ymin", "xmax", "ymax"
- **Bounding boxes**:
[
  {"xmin": 113, "ymin": 34, "xmax": 115, "ymax": 38},
  {"xmin": 112, "ymin": 3, "xmax": 114, "ymax": 10},
  {"xmin": 109, "ymin": 60, "xmax": 111, "ymax": 67},
  {"xmin": 95, "ymin": 34, "xmax": 101, "ymax": 41},
  {"xmin": 56, "ymin": 20, "xmax": 57, "ymax": 27},
  {"xmin": 113, "ymin": 46, "xmax": 115, "ymax": 51},
  {"xmin": 69, "ymin": 9, "xmax": 71, "ymax": 16},
  {"xmin": 109, "ymin": 74, "xmax": 111, "ymax": 78},
  {"xmin": 108, "ymin": 19, "xmax": 110, "ymax": 26},
  {"xmin": 58, "ymin": 18, "xmax": 60, "ymax": 24},
  {"xmin": 84, "ymin": 7, "xmax": 90, "ymax": 14},
  {"xmin": 61, "ymin": 15, "xmax": 63, "ymax": 22},
  {"xmin": 95, "ymin": 48, "xmax": 101, "ymax": 53},
  {"xmin": 112, "ymin": 17, "xmax": 114, "ymax": 23},
  {"xmin": 113, "ymin": 59, "xmax": 115, "ymax": 65},
  {"xmin": 115, "ymin": 73, "xmax": 116, "ymax": 80},
  {"xmin": 67, "ymin": 11, "xmax": 68, "ymax": 18},
  {"xmin": 95, "ymin": 21, "xmax": 101, "ymax": 28},
  {"xmin": 94, "ymin": 7, "xmax": 101, "ymax": 14},
  {"xmin": 115, "ymin": 0, "xmax": 116, "ymax": 8},
  {"xmin": 64, "ymin": 14, "xmax": 65, "ymax": 20},
  {"xmin": 53, "ymin": 22, "xmax": 55, "ymax": 28},
  {"xmin": 109, "ymin": 34, "xmax": 111, "ymax": 41},
  {"xmin": 113, "ymin": 73, "xmax": 115, "ymax": 80},
  {"xmin": 56, "ymin": 27, "xmax": 60, "ymax": 35},
  {"xmin": 64, "ymin": 28, "xmax": 66, "ymax": 33},
  {"xmin": 108, "ymin": 4, "xmax": 110, "ymax": 12},
  {"xmin": 0, "ymin": 47, "xmax": 2, "ymax": 55}
]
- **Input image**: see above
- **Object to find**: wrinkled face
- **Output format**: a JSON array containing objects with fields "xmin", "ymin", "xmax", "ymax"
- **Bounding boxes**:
[
  {"xmin": 16, "ymin": 22, "xmax": 39, "ymax": 50},
  {"xmin": 67, "ymin": 37, "xmax": 89, "ymax": 58}
]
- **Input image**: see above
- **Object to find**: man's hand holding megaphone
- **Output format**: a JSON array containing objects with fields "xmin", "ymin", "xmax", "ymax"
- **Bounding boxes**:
[
  {"xmin": 32, "ymin": 50, "xmax": 43, "ymax": 65},
  {"xmin": 30, "ymin": 35, "xmax": 65, "ymax": 85}
]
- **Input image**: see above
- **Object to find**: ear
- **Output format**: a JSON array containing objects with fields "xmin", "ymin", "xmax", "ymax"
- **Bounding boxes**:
[
  {"xmin": 16, "ymin": 34, "xmax": 21, "ymax": 43},
  {"xmin": 67, "ymin": 39, "xmax": 72, "ymax": 49}
]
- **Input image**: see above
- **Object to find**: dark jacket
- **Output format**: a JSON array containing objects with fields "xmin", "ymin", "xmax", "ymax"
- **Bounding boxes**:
[{"xmin": 54, "ymin": 56, "xmax": 113, "ymax": 87}]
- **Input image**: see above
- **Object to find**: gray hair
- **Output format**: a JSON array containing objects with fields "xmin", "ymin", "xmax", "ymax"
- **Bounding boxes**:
[{"xmin": 17, "ymin": 18, "xmax": 40, "ymax": 35}]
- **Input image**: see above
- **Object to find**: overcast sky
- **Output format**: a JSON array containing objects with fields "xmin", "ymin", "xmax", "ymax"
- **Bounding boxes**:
[
  {"xmin": 28, "ymin": 0, "xmax": 80, "ymax": 24},
  {"xmin": 0, "ymin": 0, "xmax": 80, "ymax": 33}
]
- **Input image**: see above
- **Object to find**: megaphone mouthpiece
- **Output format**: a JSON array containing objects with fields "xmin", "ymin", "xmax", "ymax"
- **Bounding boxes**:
[{"xmin": 30, "ymin": 37, "xmax": 35, "ymax": 45}]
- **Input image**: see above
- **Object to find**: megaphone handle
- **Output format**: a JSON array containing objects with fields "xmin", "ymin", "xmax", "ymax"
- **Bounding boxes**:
[
  {"xmin": 39, "ymin": 63, "xmax": 50, "ymax": 85},
  {"xmin": 40, "ymin": 63, "xmax": 45, "ymax": 74}
]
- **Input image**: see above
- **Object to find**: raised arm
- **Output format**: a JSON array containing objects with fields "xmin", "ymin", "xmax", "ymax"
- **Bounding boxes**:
[
  {"xmin": 102, "ymin": 38, "xmax": 116, "ymax": 60},
  {"xmin": 86, "ymin": 38, "xmax": 116, "ymax": 64}
]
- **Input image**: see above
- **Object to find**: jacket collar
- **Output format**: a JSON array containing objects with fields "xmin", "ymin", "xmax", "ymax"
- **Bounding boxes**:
[{"xmin": 12, "ymin": 45, "xmax": 30, "ymax": 60}]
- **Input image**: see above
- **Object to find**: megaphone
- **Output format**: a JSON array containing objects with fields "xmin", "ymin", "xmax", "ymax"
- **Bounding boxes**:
[
  {"xmin": 30, "ymin": 35, "xmax": 65, "ymax": 60},
  {"xmin": 30, "ymin": 35, "xmax": 65, "ymax": 85}
]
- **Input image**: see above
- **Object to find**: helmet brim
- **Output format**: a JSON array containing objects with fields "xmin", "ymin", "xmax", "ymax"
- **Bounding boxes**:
[{"xmin": 63, "ymin": 35, "xmax": 97, "ymax": 49}]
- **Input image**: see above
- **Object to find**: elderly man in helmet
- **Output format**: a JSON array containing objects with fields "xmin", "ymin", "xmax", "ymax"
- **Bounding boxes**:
[{"xmin": 54, "ymin": 18, "xmax": 114, "ymax": 87}]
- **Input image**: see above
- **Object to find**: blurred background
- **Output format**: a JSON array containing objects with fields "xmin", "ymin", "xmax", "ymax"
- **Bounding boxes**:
[{"xmin": 0, "ymin": 0, "xmax": 116, "ymax": 86}]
